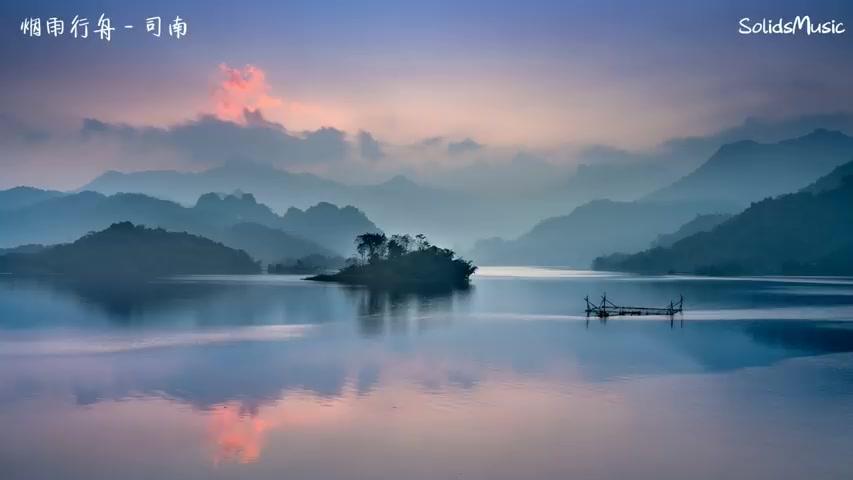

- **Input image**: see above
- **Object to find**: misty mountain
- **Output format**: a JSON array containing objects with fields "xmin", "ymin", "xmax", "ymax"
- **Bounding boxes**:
[
  {"xmin": 594, "ymin": 174, "xmax": 853, "ymax": 275},
  {"xmin": 192, "ymin": 191, "xmax": 282, "ymax": 227},
  {"xmin": 0, "ymin": 189, "xmax": 379, "ymax": 261},
  {"xmin": 470, "ymin": 199, "xmax": 716, "ymax": 267},
  {"xmin": 540, "ymin": 114, "xmax": 853, "ymax": 208},
  {"xmin": 556, "ymin": 161, "xmax": 682, "ymax": 203},
  {"xmin": 645, "ymin": 129, "xmax": 853, "ymax": 206},
  {"xmin": 279, "ymin": 202, "xmax": 379, "ymax": 255},
  {"xmin": 470, "ymin": 128, "xmax": 853, "ymax": 268},
  {"xmin": 73, "ymin": 115, "xmax": 853, "ymax": 249},
  {"xmin": 802, "ymin": 158, "xmax": 853, "ymax": 194},
  {"xmin": 214, "ymin": 223, "xmax": 337, "ymax": 264},
  {"xmin": 82, "ymin": 160, "xmax": 341, "ymax": 208},
  {"xmin": 651, "ymin": 213, "xmax": 733, "ymax": 248},
  {"xmin": 189, "ymin": 191, "xmax": 381, "ymax": 254},
  {"xmin": 0, "ymin": 222, "xmax": 260, "ymax": 277},
  {"xmin": 0, "ymin": 191, "xmax": 193, "ymax": 247},
  {"xmin": 80, "ymin": 161, "xmax": 487, "ymax": 247},
  {"xmin": 0, "ymin": 186, "xmax": 64, "ymax": 211}
]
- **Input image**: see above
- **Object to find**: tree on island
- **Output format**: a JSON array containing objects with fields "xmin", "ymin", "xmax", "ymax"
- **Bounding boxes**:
[{"xmin": 310, "ymin": 232, "xmax": 476, "ymax": 289}]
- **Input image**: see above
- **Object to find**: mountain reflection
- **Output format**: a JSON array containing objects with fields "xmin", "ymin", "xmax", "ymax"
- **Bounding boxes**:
[
  {"xmin": 3, "ymin": 274, "xmax": 853, "ymax": 468},
  {"xmin": 0, "ymin": 276, "xmax": 472, "ymax": 334}
]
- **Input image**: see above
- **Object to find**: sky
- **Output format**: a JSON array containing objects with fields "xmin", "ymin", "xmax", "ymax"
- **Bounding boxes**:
[{"xmin": 1, "ymin": 0, "xmax": 853, "ymax": 189}]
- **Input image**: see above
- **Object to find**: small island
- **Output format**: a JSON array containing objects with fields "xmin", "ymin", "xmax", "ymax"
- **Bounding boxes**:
[{"xmin": 308, "ymin": 233, "xmax": 476, "ymax": 289}]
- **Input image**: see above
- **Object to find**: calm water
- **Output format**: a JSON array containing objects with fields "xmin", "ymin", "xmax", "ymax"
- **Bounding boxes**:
[{"xmin": 1, "ymin": 267, "xmax": 853, "ymax": 479}]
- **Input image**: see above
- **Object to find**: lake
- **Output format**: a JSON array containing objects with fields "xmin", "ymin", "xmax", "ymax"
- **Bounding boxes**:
[{"xmin": 1, "ymin": 267, "xmax": 852, "ymax": 479}]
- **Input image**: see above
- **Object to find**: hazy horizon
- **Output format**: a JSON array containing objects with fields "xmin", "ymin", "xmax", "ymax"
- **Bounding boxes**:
[{"xmin": 3, "ymin": 0, "xmax": 853, "ymax": 191}]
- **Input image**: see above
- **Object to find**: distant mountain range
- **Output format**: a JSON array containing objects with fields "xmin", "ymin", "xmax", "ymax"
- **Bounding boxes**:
[
  {"xmin": 79, "ymin": 160, "xmax": 482, "ymax": 247},
  {"xmin": 81, "ymin": 160, "xmax": 341, "ymax": 208},
  {"xmin": 0, "ymin": 190, "xmax": 379, "ymax": 264},
  {"xmin": 0, "ymin": 222, "xmax": 260, "ymax": 277},
  {"xmin": 7, "ymin": 120, "xmax": 853, "ymax": 273},
  {"xmin": 594, "ymin": 160, "xmax": 853, "ymax": 275},
  {"xmin": 69, "ymin": 123, "xmax": 853, "ymax": 250},
  {"xmin": 645, "ymin": 129, "xmax": 853, "ymax": 206},
  {"xmin": 0, "ymin": 186, "xmax": 64, "ymax": 211},
  {"xmin": 540, "ymin": 114, "xmax": 853, "ymax": 209},
  {"xmin": 471, "ymin": 129, "xmax": 853, "ymax": 268},
  {"xmin": 470, "ymin": 199, "xmax": 712, "ymax": 267}
]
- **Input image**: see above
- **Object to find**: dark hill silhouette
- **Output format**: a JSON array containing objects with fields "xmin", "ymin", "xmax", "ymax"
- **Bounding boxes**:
[
  {"xmin": 645, "ymin": 129, "xmax": 853, "ymax": 206},
  {"xmin": 802, "ymin": 158, "xmax": 853, "ymax": 194},
  {"xmin": 0, "ymin": 190, "xmax": 379, "ymax": 259},
  {"xmin": 594, "ymin": 176, "xmax": 853, "ymax": 275},
  {"xmin": 651, "ymin": 213, "xmax": 733, "ymax": 248},
  {"xmin": 0, "ymin": 222, "xmax": 260, "ymax": 277}
]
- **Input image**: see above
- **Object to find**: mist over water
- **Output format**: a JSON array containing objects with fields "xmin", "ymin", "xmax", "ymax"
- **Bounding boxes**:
[{"xmin": 1, "ymin": 269, "xmax": 853, "ymax": 480}]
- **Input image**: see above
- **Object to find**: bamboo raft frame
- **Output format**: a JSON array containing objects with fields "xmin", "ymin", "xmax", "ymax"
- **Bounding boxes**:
[{"xmin": 585, "ymin": 293, "xmax": 684, "ymax": 318}]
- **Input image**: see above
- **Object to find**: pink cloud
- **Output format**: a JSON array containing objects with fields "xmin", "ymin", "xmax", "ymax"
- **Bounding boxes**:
[{"xmin": 213, "ymin": 64, "xmax": 283, "ymax": 123}]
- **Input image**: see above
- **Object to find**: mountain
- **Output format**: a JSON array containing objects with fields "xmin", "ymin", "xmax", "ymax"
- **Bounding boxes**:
[
  {"xmin": 651, "ymin": 213, "xmax": 733, "ymax": 248},
  {"xmin": 802, "ymin": 158, "xmax": 853, "ymax": 194},
  {"xmin": 82, "ymin": 160, "xmax": 342, "ymax": 208},
  {"xmin": 192, "ymin": 192, "xmax": 282, "ymax": 227},
  {"xmin": 0, "ymin": 186, "xmax": 64, "ymax": 211},
  {"xmin": 555, "ymin": 161, "xmax": 683, "ymax": 204},
  {"xmin": 0, "ymin": 190, "xmax": 378, "ymax": 258},
  {"xmin": 0, "ymin": 244, "xmax": 47, "ymax": 255},
  {"xmin": 213, "ymin": 222, "xmax": 337, "ymax": 265},
  {"xmin": 0, "ymin": 191, "xmax": 192, "ymax": 247},
  {"xmin": 0, "ymin": 222, "xmax": 260, "ymax": 277},
  {"xmin": 188, "ymin": 192, "xmax": 380, "ymax": 254},
  {"xmin": 645, "ymin": 129, "xmax": 853, "ymax": 206},
  {"xmin": 80, "ymin": 162, "xmax": 526, "ymax": 247},
  {"xmin": 279, "ymin": 202, "xmax": 380, "ymax": 254},
  {"xmin": 471, "ymin": 199, "xmax": 715, "ymax": 267},
  {"xmin": 594, "ymin": 175, "xmax": 853, "ymax": 275},
  {"xmin": 473, "ymin": 129, "xmax": 853, "ymax": 268},
  {"xmin": 537, "ymin": 114, "xmax": 853, "ymax": 212}
]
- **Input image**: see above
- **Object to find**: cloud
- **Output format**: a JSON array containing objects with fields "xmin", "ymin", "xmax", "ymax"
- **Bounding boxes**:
[
  {"xmin": 447, "ymin": 138, "xmax": 482, "ymax": 155},
  {"xmin": 0, "ymin": 114, "xmax": 50, "ymax": 147},
  {"xmin": 358, "ymin": 131, "xmax": 384, "ymax": 161},
  {"xmin": 81, "ymin": 110, "xmax": 350, "ymax": 168},
  {"xmin": 414, "ymin": 136, "xmax": 444, "ymax": 149},
  {"xmin": 213, "ymin": 64, "xmax": 284, "ymax": 124}
]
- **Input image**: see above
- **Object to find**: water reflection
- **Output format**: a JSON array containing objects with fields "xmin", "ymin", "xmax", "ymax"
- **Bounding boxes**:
[
  {"xmin": 342, "ymin": 285, "xmax": 472, "ymax": 335},
  {"xmin": 2, "ymin": 271, "xmax": 853, "ymax": 479}
]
